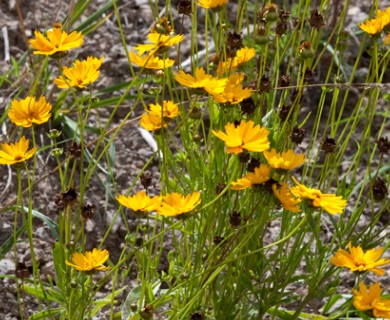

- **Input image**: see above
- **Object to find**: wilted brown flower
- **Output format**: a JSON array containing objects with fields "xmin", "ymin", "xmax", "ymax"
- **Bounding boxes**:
[
  {"xmin": 321, "ymin": 137, "xmax": 337, "ymax": 153},
  {"xmin": 291, "ymin": 127, "xmax": 306, "ymax": 145},
  {"xmin": 309, "ymin": 9, "xmax": 324, "ymax": 30},
  {"xmin": 371, "ymin": 177, "xmax": 388, "ymax": 202},
  {"xmin": 177, "ymin": 0, "xmax": 192, "ymax": 15},
  {"xmin": 377, "ymin": 136, "xmax": 390, "ymax": 154}
]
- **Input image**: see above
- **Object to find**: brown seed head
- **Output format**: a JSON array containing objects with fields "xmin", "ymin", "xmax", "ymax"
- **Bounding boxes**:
[
  {"xmin": 176, "ymin": 0, "xmax": 192, "ymax": 15},
  {"xmin": 291, "ymin": 127, "xmax": 306, "ymax": 145},
  {"xmin": 279, "ymin": 105, "xmax": 292, "ymax": 121},
  {"xmin": 229, "ymin": 210, "xmax": 242, "ymax": 228},
  {"xmin": 321, "ymin": 137, "xmax": 337, "ymax": 153},
  {"xmin": 227, "ymin": 31, "xmax": 243, "ymax": 50},
  {"xmin": 372, "ymin": 177, "xmax": 388, "ymax": 202},
  {"xmin": 140, "ymin": 171, "xmax": 153, "ymax": 190},
  {"xmin": 240, "ymin": 97, "xmax": 256, "ymax": 116},
  {"xmin": 309, "ymin": 9, "xmax": 324, "ymax": 30},
  {"xmin": 280, "ymin": 74, "xmax": 290, "ymax": 87},
  {"xmin": 377, "ymin": 136, "xmax": 390, "ymax": 154},
  {"xmin": 68, "ymin": 142, "xmax": 82, "ymax": 158},
  {"xmin": 54, "ymin": 188, "xmax": 78, "ymax": 210},
  {"xmin": 82, "ymin": 203, "xmax": 95, "ymax": 220}
]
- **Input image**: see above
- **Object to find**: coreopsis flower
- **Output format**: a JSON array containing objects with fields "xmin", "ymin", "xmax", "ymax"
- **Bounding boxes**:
[
  {"xmin": 197, "ymin": 0, "xmax": 228, "ymax": 9},
  {"xmin": 217, "ymin": 47, "xmax": 256, "ymax": 75},
  {"xmin": 148, "ymin": 100, "xmax": 180, "ymax": 119},
  {"xmin": 231, "ymin": 164, "xmax": 271, "ymax": 190},
  {"xmin": 29, "ymin": 24, "xmax": 83, "ymax": 56},
  {"xmin": 140, "ymin": 113, "xmax": 167, "ymax": 131},
  {"xmin": 155, "ymin": 192, "xmax": 201, "ymax": 217},
  {"xmin": 136, "ymin": 32, "xmax": 184, "ymax": 55},
  {"xmin": 8, "ymin": 96, "xmax": 52, "ymax": 127},
  {"xmin": 117, "ymin": 192, "xmax": 161, "ymax": 212},
  {"xmin": 272, "ymin": 183, "xmax": 301, "ymax": 213},
  {"xmin": 330, "ymin": 242, "xmax": 390, "ymax": 275},
  {"xmin": 263, "ymin": 149, "xmax": 305, "ymax": 170},
  {"xmin": 211, "ymin": 74, "xmax": 252, "ymax": 104},
  {"xmin": 290, "ymin": 177, "xmax": 347, "ymax": 214},
  {"xmin": 174, "ymin": 67, "xmax": 227, "ymax": 94},
  {"xmin": 130, "ymin": 52, "xmax": 174, "ymax": 69},
  {"xmin": 0, "ymin": 136, "xmax": 37, "ymax": 165},
  {"xmin": 353, "ymin": 282, "xmax": 390, "ymax": 318},
  {"xmin": 65, "ymin": 248, "xmax": 110, "ymax": 272},
  {"xmin": 360, "ymin": 8, "xmax": 390, "ymax": 44},
  {"xmin": 212, "ymin": 120, "xmax": 270, "ymax": 154},
  {"xmin": 54, "ymin": 57, "xmax": 104, "ymax": 89}
]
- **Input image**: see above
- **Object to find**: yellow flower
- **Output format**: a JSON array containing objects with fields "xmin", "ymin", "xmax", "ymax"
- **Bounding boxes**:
[
  {"xmin": 136, "ymin": 32, "xmax": 184, "ymax": 55},
  {"xmin": 272, "ymin": 183, "xmax": 301, "ymax": 213},
  {"xmin": 263, "ymin": 149, "xmax": 305, "ymax": 170},
  {"xmin": 330, "ymin": 241, "xmax": 390, "ymax": 275},
  {"xmin": 217, "ymin": 47, "xmax": 256, "ymax": 75},
  {"xmin": 174, "ymin": 67, "xmax": 227, "ymax": 94},
  {"xmin": 148, "ymin": 101, "xmax": 180, "ymax": 119},
  {"xmin": 353, "ymin": 282, "xmax": 390, "ymax": 318},
  {"xmin": 212, "ymin": 120, "xmax": 270, "ymax": 154},
  {"xmin": 156, "ymin": 192, "xmax": 201, "ymax": 217},
  {"xmin": 360, "ymin": 18, "xmax": 384, "ymax": 35},
  {"xmin": 140, "ymin": 113, "xmax": 168, "ymax": 131},
  {"xmin": 211, "ymin": 74, "xmax": 252, "ymax": 104},
  {"xmin": 231, "ymin": 164, "xmax": 271, "ymax": 190},
  {"xmin": 29, "ymin": 24, "xmax": 83, "ymax": 56},
  {"xmin": 117, "ymin": 192, "xmax": 161, "ymax": 212},
  {"xmin": 360, "ymin": 8, "xmax": 390, "ymax": 37},
  {"xmin": 130, "ymin": 52, "xmax": 174, "ymax": 69},
  {"xmin": 0, "ymin": 136, "xmax": 37, "ymax": 165},
  {"xmin": 8, "ymin": 96, "xmax": 52, "ymax": 127},
  {"xmin": 290, "ymin": 177, "xmax": 347, "ymax": 214},
  {"xmin": 54, "ymin": 57, "xmax": 103, "ymax": 89},
  {"xmin": 197, "ymin": 0, "xmax": 228, "ymax": 9},
  {"xmin": 65, "ymin": 248, "xmax": 110, "ymax": 271}
]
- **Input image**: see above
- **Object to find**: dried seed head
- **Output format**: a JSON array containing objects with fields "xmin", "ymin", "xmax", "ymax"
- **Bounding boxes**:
[
  {"xmin": 275, "ymin": 20, "xmax": 288, "ymax": 36},
  {"xmin": 216, "ymin": 183, "xmax": 227, "ymax": 195},
  {"xmin": 377, "ymin": 136, "xmax": 390, "ymax": 154},
  {"xmin": 291, "ymin": 127, "xmax": 306, "ymax": 145},
  {"xmin": 68, "ymin": 142, "xmax": 82, "ymax": 158},
  {"xmin": 321, "ymin": 137, "xmax": 337, "ymax": 153},
  {"xmin": 176, "ymin": 0, "xmax": 192, "ymax": 15},
  {"xmin": 213, "ymin": 236, "xmax": 224, "ymax": 245},
  {"xmin": 176, "ymin": 0, "xmax": 192, "ymax": 16},
  {"xmin": 191, "ymin": 312, "xmax": 205, "ymax": 320},
  {"xmin": 140, "ymin": 171, "xmax": 153, "ymax": 190},
  {"xmin": 309, "ymin": 9, "xmax": 324, "ymax": 30},
  {"xmin": 15, "ymin": 262, "xmax": 32, "ymax": 279},
  {"xmin": 259, "ymin": 76, "xmax": 271, "ymax": 93},
  {"xmin": 82, "ymin": 203, "xmax": 95, "ymax": 220},
  {"xmin": 227, "ymin": 31, "xmax": 243, "ymax": 50},
  {"xmin": 371, "ymin": 177, "xmax": 388, "ymax": 202},
  {"xmin": 240, "ymin": 97, "xmax": 256, "ymax": 116},
  {"xmin": 279, "ymin": 105, "xmax": 292, "ymax": 121},
  {"xmin": 54, "ymin": 188, "xmax": 78, "ymax": 210},
  {"xmin": 229, "ymin": 210, "xmax": 242, "ymax": 227}
]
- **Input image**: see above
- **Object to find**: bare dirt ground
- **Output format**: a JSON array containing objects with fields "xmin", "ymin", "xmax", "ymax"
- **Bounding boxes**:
[{"xmin": 0, "ymin": 0, "xmax": 389, "ymax": 319}]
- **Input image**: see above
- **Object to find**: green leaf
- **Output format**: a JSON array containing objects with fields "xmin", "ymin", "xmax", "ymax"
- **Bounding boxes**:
[
  {"xmin": 121, "ymin": 285, "xmax": 142, "ymax": 320},
  {"xmin": 29, "ymin": 307, "xmax": 65, "ymax": 320}
]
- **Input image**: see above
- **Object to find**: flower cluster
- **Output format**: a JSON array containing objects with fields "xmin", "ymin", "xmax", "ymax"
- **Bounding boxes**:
[
  {"xmin": 331, "ymin": 242, "xmax": 390, "ymax": 317},
  {"xmin": 212, "ymin": 119, "xmax": 346, "ymax": 214},
  {"xmin": 117, "ymin": 191, "xmax": 201, "ymax": 217},
  {"xmin": 140, "ymin": 100, "xmax": 180, "ymax": 131},
  {"xmin": 130, "ymin": 18, "xmax": 183, "ymax": 70},
  {"xmin": 360, "ymin": 7, "xmax": 390, "ymax": 44}
]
